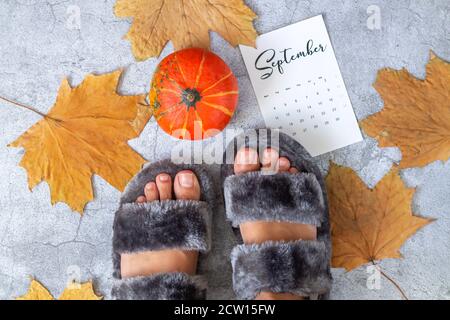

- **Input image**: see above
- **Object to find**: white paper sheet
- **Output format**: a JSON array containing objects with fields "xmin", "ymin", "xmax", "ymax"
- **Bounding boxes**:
[{"xmin": 240, "ymin": 15, "xmax": 363, "ymax": 156}]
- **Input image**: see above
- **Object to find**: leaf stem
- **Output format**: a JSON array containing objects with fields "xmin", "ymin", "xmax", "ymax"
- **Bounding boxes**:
[
  {"xmin": 0, "ymin": 95, "xmax": 48, "ymax": 118},
  {"xmin": 372, "ymin": 261, "xmax": 408, "ymax": 300}
]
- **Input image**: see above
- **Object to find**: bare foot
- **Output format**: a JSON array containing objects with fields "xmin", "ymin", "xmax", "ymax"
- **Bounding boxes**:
[
  {"xmin": 234, "ymin": 147, "xmax": 317, "ymax": 300},
  {"xmin": 121, "ymin": 171, "xmax": 201, "ymax": 278}
]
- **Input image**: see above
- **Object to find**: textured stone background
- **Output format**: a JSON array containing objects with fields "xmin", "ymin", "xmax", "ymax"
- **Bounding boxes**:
[{"xmin": 0, "ymin": 0, "xmax": 449, "ymax": 300}]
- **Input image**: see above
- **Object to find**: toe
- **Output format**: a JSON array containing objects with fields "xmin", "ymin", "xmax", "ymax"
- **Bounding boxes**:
[
  {"xmin": 136, "ymin": 196, "xmax": 146, "ymax": 203},
  {"xmin": 289, "ymin": 167, "xmax": 299, "ymax": 173},
  {"xmin": 234, "ymin": 148, "xmax": 260, "ymax": 174},
  {"xmin": 278, "ymin": 157, "xmax": 291, "ymax": 172},
  {"xmin": 144, "ymin": 182, "xmax": 159, "ymax": 202},
  {"xmin": 174, "ymin": 170, "xmax": 201, "ymax": 201},
  {"xmin": 156, "ymin": 173, "xmax": 172, "ymax": 200},
  {"xmin": 262, "ymin": 148, "xmax": 280, "ymax": 172}
]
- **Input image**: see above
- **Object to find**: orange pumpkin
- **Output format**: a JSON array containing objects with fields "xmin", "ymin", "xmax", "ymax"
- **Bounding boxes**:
[{"xmin": 150, "ymin": 48, "xmax": 238, "ymax": 140}]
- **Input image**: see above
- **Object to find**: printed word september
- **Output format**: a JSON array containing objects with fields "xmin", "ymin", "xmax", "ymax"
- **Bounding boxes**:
[{"xmin": 255, "ymin": 39, "xmax": 327, "ymax": 79}]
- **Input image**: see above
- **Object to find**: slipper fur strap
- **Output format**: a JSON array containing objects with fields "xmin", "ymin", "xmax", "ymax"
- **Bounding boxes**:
[
  {"xmin": 113, "ymin": 200, "xmax": 211, "ymax": 254},
  {"xmin": 224, "ymin": 172, "xmax": 325, "ymax": 227},
  {"xmin": 112, "ymin": 273, "xmax": 206, "ymax": 300},
  {"xmin": 231, "ymin": 240, "xmax": 332, "ymax": 299}
]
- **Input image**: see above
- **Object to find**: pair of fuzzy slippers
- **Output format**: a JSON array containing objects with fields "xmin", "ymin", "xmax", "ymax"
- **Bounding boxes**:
[{"xmin": 111, "ymin": 130, "xmax": 332, "ymax": 300}]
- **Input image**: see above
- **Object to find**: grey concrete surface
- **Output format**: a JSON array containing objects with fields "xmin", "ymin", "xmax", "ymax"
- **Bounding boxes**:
[{"xmin": 0, "ymin": 0, "xmax": 449, "ymax": 300}]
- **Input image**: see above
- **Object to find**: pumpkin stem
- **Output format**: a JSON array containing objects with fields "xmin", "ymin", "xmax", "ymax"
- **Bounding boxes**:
[{"xmin": 182, "ymin": 88, "xmax": 201, "ymax": 109}]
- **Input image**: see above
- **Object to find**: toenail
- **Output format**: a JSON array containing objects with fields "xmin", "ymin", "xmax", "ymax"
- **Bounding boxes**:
[
  {"xmin": 159, "ymin": 174, "xmax": 170, "ymax": 182},
  {"xmin": 146, "ymin": 183, "xmax": 155, "ymax": 190},
  {"xmin": 179, "ymin": 173, "xmax": 194, "ymax": 188}
]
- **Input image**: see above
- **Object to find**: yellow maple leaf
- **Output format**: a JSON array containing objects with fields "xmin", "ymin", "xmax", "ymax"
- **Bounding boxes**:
[
  {"xmin": 17, "ymin": 279, "xmax": 102, "ymax": 300},
  {"xmin": 16, "ymin": 279, "xmax": 53, "ymax": 300},
  {"xmin": 58, "ymin": 281, "xmax": 102, "ymax": 300},
  {"xmin": 114, "ymin": 0, "xmax": 258, "ymax": 61},
  {"xmin": 8, "ymin": 70, "xmax": 151, "ymax": 213},
  {"xmin": 361, "ymin": 52, "xmax": 450, "ymax": 168},
  {"xmin": 326, "ymin": 163, "xmax": 432, "ymax": 271}
]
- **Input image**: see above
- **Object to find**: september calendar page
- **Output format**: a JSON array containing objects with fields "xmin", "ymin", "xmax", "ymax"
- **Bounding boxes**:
[{"xmin": 240, "ymin": 15, "xmax": 363, "ymax": 156}]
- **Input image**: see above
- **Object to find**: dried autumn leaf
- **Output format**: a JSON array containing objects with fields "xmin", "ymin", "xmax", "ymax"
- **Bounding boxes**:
[
  {"xmin": 9, "ymin": 70, "xmax": 151, "ymax": 213},
  {"xmin": 16, "ymin": 279, "xmax": 53, "ymax": 300},
  {"xmin": 361, "ymin": 53, "xmax": 450, "ymax": 168},
  {"xmin": 58, "ymin": 281, "xmax": 102, "ymax": 300},
  {"xmin": 114, "ymin": 0, "xmax": 258, "ymax": 60},
  {"xmin": 17, "ymin": 279, "xmax": 102, "ymax": 300},
  {"xmin": 326, "ymin": 163, "xmax": 432, "ymax": 271}
]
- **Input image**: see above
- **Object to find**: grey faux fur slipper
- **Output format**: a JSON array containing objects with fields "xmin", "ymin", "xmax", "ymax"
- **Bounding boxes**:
[
  {"xmin": 112, "ymin": 159, "xmax": 216, "ymax": 300},
  {"xmin": 221, "ymin": 129, "xmax": 332, "ymax": 300}
]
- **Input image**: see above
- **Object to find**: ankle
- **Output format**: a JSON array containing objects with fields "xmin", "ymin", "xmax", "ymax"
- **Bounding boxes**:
[
  {"xmin": 239, "ymin": 221, "xmax": 317, "ymax": 244},
  {"xmin": 121, "ymin": 249, "xmax": 199, "ymax": 278},
  {"xmin": 256, "ymin": 291, "xmax": 305, "ymax": 300}
]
